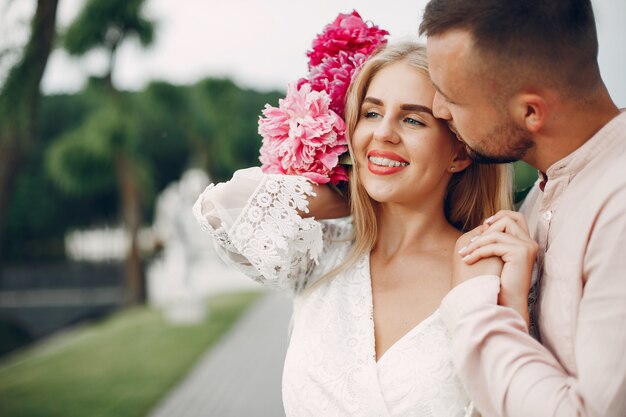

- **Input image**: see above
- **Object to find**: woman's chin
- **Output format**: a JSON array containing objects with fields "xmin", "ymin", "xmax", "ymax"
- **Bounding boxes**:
[{"xmin": 363, "ymin": 186, "xmax": 402, "ymax": 204}]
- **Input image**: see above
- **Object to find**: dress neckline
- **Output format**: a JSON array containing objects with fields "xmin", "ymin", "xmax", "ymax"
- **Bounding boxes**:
[
  {"xmin": 375, "ymin": 309, "xmax": 440, "ymax": 365},
  {"xmin": 364, "ymin": 252, "xmax": 442, "ymax": 365}
]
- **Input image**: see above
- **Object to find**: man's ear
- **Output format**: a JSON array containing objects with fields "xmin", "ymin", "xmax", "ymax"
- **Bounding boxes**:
[
  {"xmin": 512, "ymin": 93, "xmax": 548, "ymax": 133},
  {"xmin": 450, "ymin": 144, "xmax": 472, "ymax": 173}
]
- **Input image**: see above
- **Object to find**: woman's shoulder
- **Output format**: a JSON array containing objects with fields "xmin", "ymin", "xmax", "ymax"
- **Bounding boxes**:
[{"xmin": 319, "ymin": 216, "xmax": 354, "ymax": 240}]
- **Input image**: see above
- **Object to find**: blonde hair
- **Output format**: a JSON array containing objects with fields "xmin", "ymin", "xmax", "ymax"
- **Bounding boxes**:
[{"xmin": 311, "ymin": 41, "xmax": 512, "ymax": 289}]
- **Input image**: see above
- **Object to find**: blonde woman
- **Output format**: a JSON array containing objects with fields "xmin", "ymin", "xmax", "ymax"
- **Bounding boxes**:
[{"xmin": 194, "ymin": 41, "xmax": 511, "ymax": 417}]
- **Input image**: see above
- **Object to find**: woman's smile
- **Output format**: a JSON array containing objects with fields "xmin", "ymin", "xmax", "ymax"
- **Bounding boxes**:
[{"xmin": 367, "ymin": 150, "xmax": 410, "ymax": 175}]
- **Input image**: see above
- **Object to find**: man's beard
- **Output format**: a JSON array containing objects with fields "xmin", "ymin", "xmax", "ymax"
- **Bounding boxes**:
[{"xmin": 454, "ymin": 121, "xmax": 534, "ymax": 164}]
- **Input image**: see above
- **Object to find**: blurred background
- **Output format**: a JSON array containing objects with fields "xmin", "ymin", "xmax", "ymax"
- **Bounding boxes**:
[{"xmin": 0, "ymin": 1, "xmax": 624, "ymax": 416}]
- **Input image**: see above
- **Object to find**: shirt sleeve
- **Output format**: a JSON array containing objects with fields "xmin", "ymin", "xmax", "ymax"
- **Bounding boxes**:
[
  {"xmin": 192, "ymin": 167, "xmax": 352, "ymax": 295},
  {"xmin": 440, "ymin": 186, "xmax": 626, "ymax": 417},
  {"xmin": 577, "ymin": 185, "xmax": 626, "ymax": 417}
]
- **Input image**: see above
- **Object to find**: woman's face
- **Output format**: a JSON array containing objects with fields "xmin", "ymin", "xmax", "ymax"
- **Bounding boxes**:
[{"xmin": 352, "ymin": 61, "xmax": 462, "ymax": 206}]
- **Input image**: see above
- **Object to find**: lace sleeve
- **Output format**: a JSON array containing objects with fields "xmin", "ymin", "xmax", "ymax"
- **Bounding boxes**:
[{"xmin": 193, "ymin": 167, "xmax": 350, "ymax": 294}]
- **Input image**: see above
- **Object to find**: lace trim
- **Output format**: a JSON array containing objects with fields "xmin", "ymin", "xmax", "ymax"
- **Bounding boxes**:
[
  {"xmin": 228, "ymin": 174, "xmax": 323, "ymax": 286},
  {"xmin": 192, "ymin": 184, "xmax": 237, "ymax": 252}
]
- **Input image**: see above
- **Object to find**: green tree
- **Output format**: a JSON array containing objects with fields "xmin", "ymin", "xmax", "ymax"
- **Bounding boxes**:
[
  {"xmin": 51, "ymin": 0, "xmax": 155, "ymax": 304},
  {"xmin": 0, "ymin": 0, "xmax": 59, "ymax": 262},
  {"xmin": 5, "ymin": 86, "xmax": 115, "ymax": 261},
  {"xmin": 135, "ymin": 81, "xmax": 193, "ymax": 195},
  {"xmin": 63, "ymin": 0, "xmax": 154, "ymax": 91},
  {"xmin": 191, "ymin": 78, "xmax": 283, "ymax": 182}
]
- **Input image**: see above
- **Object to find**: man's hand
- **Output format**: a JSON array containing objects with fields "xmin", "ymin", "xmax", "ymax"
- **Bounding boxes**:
[{"xmin": 456, "ymin": 210, "xmax": 538, "ymax": 326}]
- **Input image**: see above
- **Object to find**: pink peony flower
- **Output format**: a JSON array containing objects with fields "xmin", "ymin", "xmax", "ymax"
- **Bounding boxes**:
[
  {"xmin": 258, "ymin": 10, "xmax": 388, "ymax": 185},
  {"xmin": 306, "ymin": 10, "xmax": 389, "ymax": 69},
  {"xmin": 308, "ymin": 51, "xmax": 369, "ymax": 119},
  {"xmin": 259, "ymin": 83, "xmax": 348, "ymax": 185}
]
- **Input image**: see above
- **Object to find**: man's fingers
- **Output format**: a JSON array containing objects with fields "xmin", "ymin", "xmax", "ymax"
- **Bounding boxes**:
[
  {"xmin": 458, "ymin": 231, "xmax": 521, "ymax": 256},
  {"xmin": 459, "ymin": 231, "xmax": 537, "ymax": 263},
  {"xmin": 460, "ymin": 243, "xmax": 516, "ymax": 265}
]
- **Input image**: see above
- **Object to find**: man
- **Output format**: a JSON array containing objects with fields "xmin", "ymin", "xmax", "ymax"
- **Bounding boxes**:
[{"xmin": 420, "ymin": 1, "xmax": 626, "ymax": 416}]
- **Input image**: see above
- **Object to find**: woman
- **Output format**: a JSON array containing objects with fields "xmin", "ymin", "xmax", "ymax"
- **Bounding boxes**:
[{"xmin": 194, "ymin": 41, "xmax": 511, "ymax": 416}]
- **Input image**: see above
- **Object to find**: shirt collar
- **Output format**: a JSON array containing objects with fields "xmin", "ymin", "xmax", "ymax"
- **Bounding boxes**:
[{"xmin": 539, "ymin": 111, "xmax": 626, "ymax": 190}]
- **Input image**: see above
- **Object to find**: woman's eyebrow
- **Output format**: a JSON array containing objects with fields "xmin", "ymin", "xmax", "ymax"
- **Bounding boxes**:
[
  {"xmin": 364, "ymin": 97, "xmax": 433, "ymax": 115},
  {"xmin": 363, "ymin": 97, "xmax": 383, "ymax": 106}
]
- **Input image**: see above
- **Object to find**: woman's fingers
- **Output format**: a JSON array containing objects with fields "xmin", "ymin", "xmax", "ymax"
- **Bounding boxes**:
[
  {"xmin": 483, "ymin": 215, "xmax": 530, "ymax": 240},
  {"xmin": 483, "ymin": 210, "xmax": 530, "ymax": 235},
  {"xmin": 454, "ymin": 224, "xmax": 486, "ymax": 252},
  {"xmin": 452, "ymin": 249, "xmax": 503, "ymax": 286}
]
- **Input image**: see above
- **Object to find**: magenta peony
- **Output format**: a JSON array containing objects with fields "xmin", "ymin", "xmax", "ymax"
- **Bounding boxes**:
[
  {"xmin": 258, "ymin": 83, "xmax": 348, "ymax": 185},
  {"xmin": 308, "ymin": 51, "xmax": 369, "ymax": 119},
  {"xmin": 306, "ymin": 10, "xmax": 389, "ymax": 69},
  {"xmin": 258, "ymin": 10, "xmax": 388, "ymax": 185}
]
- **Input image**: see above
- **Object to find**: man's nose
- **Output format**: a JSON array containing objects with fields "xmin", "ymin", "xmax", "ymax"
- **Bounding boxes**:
[{"xmin": 432, "ymin": 91, "xmax": 451, "ymax": 120}]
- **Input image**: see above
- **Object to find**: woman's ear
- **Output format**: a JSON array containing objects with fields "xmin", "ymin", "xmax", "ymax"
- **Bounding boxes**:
[{"xmin": 449, "ymin": 144, "xmax": 472, "ymax": 173}]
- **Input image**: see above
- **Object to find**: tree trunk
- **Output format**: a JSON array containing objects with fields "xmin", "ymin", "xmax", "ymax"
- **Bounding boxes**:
[
  {"xmin": 0, "ymin": 141, "xmax": 22, "ymax": 260},
  {"xmin": 114, "ymin": 151, "xmax": 145, "ymax": 305},
  {"xmin": 0, "ymin": 0, "xmax": 59, "ymax": 261}
]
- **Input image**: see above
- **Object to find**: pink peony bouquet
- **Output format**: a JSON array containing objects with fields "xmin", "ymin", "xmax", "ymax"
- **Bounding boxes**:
[{"xmin": 258, "ymin": 10, "xmax": 389, "ymax": 185}]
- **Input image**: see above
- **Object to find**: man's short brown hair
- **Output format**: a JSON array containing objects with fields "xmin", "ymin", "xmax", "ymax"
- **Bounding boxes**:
[{"xmin": 419, "ymin": 0, "xmax": 601, "ymax": 95}]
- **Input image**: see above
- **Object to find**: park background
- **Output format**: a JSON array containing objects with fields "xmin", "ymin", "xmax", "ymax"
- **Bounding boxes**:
[{"xmin": 1, "ymin": 1, "xmax": 625, "ymax": 416}]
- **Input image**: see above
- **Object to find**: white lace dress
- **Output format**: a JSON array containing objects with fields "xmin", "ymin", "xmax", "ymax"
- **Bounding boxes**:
[{"xmin": 193, "ymin": 167, "xmax": 478, "ymax": 417}]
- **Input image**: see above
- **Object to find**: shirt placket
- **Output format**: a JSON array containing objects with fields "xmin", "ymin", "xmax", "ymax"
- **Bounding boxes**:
[{"xmin": 529, "ymin": 175, "xmax": 565, "ymax": 340}]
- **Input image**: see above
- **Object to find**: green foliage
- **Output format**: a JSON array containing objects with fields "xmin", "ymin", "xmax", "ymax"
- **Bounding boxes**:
[
  {"xmin": 191, "ymin": 78, "xmax": 283, "ymax": 182},
  {"xmin": 5, "ymin": 153, "xmax": 117, "ymax": 261},
  {"xmin": 45, "ymin": 97, "xmax": 156, "ymax": 203},
  {"xmin": 134, "ymin": 81, "xmax": 193, "ymax": 193},
  {"xmin": 4, "ymin": 77, "xmax": 283, "ymax": 260},
  {"xmin": 46, "ymin": 108, "xmax": 116, "ymax": 196},
  {"xmin": 513, "ymin": 161, "xmax": 538, "ymax": 204},
  {"xmin": 64, "ymin": 0, "xmax": 154, "ymax": 56},
  {"xmin": 0, "ymin": 291, "xmax": 262, "ymax": 417},
  {"xmin": 37, "ymin": 87, "xmax": 102, "ymax": 141},
  {"xmin": 4, "ymin": 87, "xmax": 116, "ymax": 260}
]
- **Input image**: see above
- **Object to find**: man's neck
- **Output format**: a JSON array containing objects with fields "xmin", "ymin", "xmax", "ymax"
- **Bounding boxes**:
[{"xmin": 524, "ymin": 94, "xmax": 619, "ymax": 173}]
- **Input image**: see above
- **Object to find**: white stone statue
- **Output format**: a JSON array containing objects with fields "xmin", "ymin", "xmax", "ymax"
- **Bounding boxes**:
[{"xmin": 147, "ymin": 168, "xmax": 258, "ymax": 324}]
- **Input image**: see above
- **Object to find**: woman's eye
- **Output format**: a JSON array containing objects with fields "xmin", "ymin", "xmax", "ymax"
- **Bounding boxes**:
[
  {"xmin": 364, "ymin": 111, "xmax": 380, "ymax": 119},
  {"xmin": 405, "ymin": 117, "xmax": 424, "ymax": 126}
]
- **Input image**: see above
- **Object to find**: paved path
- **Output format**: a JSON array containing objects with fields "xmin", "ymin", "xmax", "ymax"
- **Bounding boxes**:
[{"xmin": 148, "ymin": 291, "xmax": 291, "ymax": 417}]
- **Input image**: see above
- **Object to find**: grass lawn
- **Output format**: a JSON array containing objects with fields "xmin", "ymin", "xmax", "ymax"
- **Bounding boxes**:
[{"xmin": 0, "ymin": 290, "xmax": 262, "ymax": 417}]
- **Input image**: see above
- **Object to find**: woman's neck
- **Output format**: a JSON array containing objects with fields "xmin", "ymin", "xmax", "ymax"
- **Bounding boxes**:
[{"xmin": 373, "ymin": 202, "xmax": 459, "ymax": 260}]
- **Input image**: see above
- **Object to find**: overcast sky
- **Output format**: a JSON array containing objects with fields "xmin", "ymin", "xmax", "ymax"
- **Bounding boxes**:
[{"xmin": 3, "ymin": 0, "xmax": 625, "ymax": 106}]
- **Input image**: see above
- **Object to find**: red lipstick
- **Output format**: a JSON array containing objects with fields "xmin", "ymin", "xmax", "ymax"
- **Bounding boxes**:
[{"xmin": 366, "ymin": 150, "xmax": 409, "ymax": 175}]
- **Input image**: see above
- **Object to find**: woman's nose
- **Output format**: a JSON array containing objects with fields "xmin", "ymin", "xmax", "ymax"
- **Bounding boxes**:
[{"xmin": 372, "ymin": 118, "xmax": 400, "ymax": 144}]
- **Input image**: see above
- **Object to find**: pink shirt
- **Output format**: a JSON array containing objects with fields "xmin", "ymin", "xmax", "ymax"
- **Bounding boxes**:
[{"xmin": 440, "ymin": 111, "xmax": 626, "ymax": 417}]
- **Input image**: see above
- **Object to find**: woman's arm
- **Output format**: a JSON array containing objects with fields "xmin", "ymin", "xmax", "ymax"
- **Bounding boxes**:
[
  {"xmin": 304, "ymin": 183, "xmax": 350, "ymax": 220},
  {"xmin": 193, "ymin": 167, "xmax": 351, "ymax": 294}
]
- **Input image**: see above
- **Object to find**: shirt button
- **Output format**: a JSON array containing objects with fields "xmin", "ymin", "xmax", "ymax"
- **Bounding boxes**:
[{"xmin": 543, "ymin": 210, "xmax": 553, "ymax": 221}]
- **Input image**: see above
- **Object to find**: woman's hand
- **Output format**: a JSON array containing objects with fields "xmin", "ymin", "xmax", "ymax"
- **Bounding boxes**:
[
  {"xmin": 452, "ymin": 225, "xmax": 504, "ymax": 287},
  {"xmin": 302, "ymin": 183, "xmax": 350, "ymax": 219},
  {"xmin": 457, "ymin": 210, "xmax": 538, "ymax": 327}
]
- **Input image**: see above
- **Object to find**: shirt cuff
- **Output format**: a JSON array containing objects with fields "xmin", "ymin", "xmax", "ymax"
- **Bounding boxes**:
[{"xmin": 440, "ymin": 275, "xmax": 500, "ymax": 333}]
